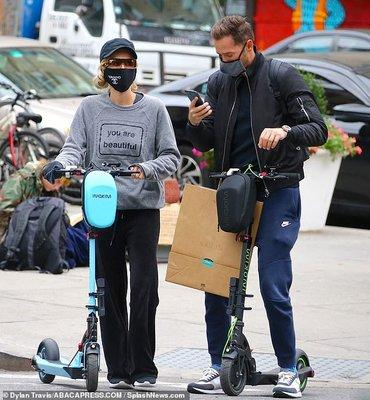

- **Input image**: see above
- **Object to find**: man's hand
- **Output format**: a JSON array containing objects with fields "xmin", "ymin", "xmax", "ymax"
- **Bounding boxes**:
[
  {"xmin": 188, "ymin": 97, "xmax": 212, "ymax": 126},
  {"xmin": 130, "ymin": 165, "xmax": 145, "ymax": 180},
  {"xmin": 258, "ymin": 128, "xmax": 287, "ymax": 150}
]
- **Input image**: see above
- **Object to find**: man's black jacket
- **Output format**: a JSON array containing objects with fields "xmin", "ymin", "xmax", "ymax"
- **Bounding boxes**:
[{"xmin": 187, "ymin": 52, "xmax": 328, "ymax": 192}]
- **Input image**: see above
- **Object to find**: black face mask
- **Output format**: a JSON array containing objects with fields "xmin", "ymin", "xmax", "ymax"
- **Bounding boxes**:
[
  {"xmin": 104, "ymin": 68, "xmax": 137, "ymax": 92},
  {"xmin": 219, "ymin": 42, "xmax": 247, "ymax": 77}
]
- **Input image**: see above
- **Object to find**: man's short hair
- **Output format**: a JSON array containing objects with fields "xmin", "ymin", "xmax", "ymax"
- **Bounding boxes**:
[{"xmin": 211, "ymin": 15, "xmax": 254, "ymax": 45}]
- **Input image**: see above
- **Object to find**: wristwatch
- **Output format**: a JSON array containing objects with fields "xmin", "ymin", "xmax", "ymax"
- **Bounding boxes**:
[{"xmin": 282, "ymin": 125, "xmax": 292, "ymax": 137}]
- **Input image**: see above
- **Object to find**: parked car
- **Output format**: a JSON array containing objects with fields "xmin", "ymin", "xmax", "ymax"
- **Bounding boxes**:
[
  {"xmin": 149, "ymin": 52, "xmax": 370, "ymax": 226},
  {"xmin": 264, "ymin": 29, "xmax": 370, "ymax": 55},
  {"xmin": 0, "ymin": 36, "xmax": 98, "ymax": 136}
]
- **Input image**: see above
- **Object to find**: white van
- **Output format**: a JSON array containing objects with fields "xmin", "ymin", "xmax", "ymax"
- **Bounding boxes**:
[{"xmin": 39, "ymin": 0, "xmax": 223, "ymax": 86}]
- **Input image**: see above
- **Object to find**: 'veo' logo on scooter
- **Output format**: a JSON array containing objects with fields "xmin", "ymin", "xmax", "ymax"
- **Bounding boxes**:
[
  {"xmin": 92, "ymin": 194, "xmax": 112, "ymax": 199},
  {"xmin": 108, "ymin": 75, "xmax": 121, "ymax": 85}
]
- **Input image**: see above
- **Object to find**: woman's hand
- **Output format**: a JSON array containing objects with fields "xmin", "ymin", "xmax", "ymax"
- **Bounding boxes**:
[{"xmin": 130, "ymin": 165, "xmax": 145, "ymax": 180}]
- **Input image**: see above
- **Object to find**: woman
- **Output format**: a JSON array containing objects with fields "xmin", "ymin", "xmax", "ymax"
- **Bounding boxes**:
[{"xmin": 42, "ymin": 38, "xmax": 180, "ymax": 388}]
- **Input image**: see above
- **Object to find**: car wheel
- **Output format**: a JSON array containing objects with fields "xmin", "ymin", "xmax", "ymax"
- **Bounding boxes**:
[{"xmin": 175, "ymin": 145, "xmax": 203, "ymax": 193}]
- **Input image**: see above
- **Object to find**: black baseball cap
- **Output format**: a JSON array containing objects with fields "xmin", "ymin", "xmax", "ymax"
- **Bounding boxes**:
[{"xmin": 100, "ymin": 38, "xmax": 137, "ymax": 61}]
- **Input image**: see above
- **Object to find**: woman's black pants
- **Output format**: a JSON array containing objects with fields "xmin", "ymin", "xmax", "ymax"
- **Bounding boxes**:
[{"xmin": 95, "ymin": 209, "xmax": 160, "ymax": 383}]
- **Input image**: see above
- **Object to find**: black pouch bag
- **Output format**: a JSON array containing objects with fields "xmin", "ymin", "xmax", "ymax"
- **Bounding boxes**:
[{"xmin": 216, "ymin": 173, "xmax": 257, "ymax": 233}]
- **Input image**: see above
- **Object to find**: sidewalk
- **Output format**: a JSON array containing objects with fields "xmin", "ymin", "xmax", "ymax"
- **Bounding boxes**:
[{"xmin": 1, "ymin": 225, "xmax": 370, "ymax": 384}]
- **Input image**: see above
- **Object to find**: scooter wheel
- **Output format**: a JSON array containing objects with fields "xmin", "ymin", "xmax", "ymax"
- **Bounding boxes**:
[
  {"xmin": 85, "ymin": 353, "xmax": 99, "ymax": 392},
  {"xmin": 220, "ymin": 358, "xmax": 247, "ymax": 396},
  {"xmin": 296, "ymin": 349, "xmax": 310, "ymax": 393},
  {"xmin": 37, "ymin": 338, "xmax": 60, "ymax": 384}
]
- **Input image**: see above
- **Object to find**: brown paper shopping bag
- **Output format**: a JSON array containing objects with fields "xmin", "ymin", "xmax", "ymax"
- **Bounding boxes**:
[{"xmin": 166, "ymin": 184, "xmax": 262, "ymax": 297}]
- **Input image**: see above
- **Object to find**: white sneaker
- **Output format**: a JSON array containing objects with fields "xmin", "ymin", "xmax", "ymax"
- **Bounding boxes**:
[
  {"xmin": 109, "ymin": 380, "xmax": 134, "ymax": 389},
  {"xmin": 187, "ymin": 367, "xmax": 222, "ymax": 394},
  {"xmin": 273, "ymin": 370, "xmax": 302, "ymax": 398}
]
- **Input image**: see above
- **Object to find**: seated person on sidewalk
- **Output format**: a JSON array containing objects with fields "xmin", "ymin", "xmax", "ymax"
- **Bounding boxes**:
[{"xmin": 0, "ymin": 161, "xmax": 88, "ymax": 268}]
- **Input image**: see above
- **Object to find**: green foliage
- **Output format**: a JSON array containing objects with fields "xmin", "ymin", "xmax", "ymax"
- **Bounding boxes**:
[{"xmin": 298, "ymin": 70, "xmax": 328, "ymax": 115}]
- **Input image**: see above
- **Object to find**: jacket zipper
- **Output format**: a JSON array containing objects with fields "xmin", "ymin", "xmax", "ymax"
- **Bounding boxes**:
[
  {"xmin": 221, "ymin": 80, "xmax": 238, "ymax": 170},
  {"xmin": 245, "ymin": 73, "xmax": 269, "ymax": 197},
  {"xmin": 297, "ymin": 97, "xmax": 311, "ymax": 122}
]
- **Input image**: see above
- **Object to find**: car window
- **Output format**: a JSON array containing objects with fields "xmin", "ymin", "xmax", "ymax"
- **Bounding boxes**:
[
  {"xmin": 309, "ymin": 73, "xmax": 361, "ymax": 114},
  {"xmin": 287, "ymin": 36, "xmax": 334, "ymax": 53},
  {"xmin": 55, "ymin": 0, "xmax": 104, "ymax": 37},
  {"xmin": 80, "ymin": 0, "xmax": 104, "ymax": 37},
  {"xmin": 0, "ymin": 48, "xmax": 98, "ymax": 99},
  {"xmin": 337, "ymin": 36, "xmax": 370, "ymax": 51},
  {"xmin": 194, "ymin": 82, "xmax": 208, "ymax": 96},
  {"xmin": 54, "ymin": 0, "xmax": 81, "ymax": 12}
]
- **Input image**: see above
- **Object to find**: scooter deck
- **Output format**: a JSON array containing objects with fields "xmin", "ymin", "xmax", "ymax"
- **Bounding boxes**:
[
  {"xmin": 248, "ymin": 366, "xmax": 314, "ymax": 386},
  {"xmin": 32, "ymin": 355, "xmax": 84, "ymax": 379}
]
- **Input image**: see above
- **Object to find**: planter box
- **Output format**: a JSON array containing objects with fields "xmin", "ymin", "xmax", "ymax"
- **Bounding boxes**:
[{"xmin": 300, "ymin": 149, "xmax": 342, "ymax": 231}]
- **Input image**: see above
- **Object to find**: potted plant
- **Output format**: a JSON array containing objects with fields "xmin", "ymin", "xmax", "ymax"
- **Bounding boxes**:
[{"xmin": 299, "ymin": 71, "xmax": 362, "ymax": 231}]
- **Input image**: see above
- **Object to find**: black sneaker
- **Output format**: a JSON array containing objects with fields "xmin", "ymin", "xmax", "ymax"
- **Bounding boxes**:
[
  {"xmin": 187, "ymin": 367, "xmax": 222, "ymax": 394},
  {"xmin": 134, "ymin": 376, "xmax": 157, "ymax": 389},
  {"xmin": 273, "ymin": 370, "xmax": 302, "ymax": 398}
]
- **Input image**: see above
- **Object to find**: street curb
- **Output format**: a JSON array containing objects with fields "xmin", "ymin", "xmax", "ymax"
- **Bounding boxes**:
[{"xmin": 0, "ymin": 352, "xmax": 33, "ymax": 372}]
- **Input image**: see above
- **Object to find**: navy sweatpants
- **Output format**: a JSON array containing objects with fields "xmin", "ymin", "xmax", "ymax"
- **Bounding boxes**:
[{"xmin": 205, "ymin": 186, "xmax": 301, "ymax": 369}]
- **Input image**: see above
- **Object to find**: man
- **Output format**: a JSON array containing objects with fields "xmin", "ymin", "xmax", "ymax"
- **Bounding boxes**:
[
  {"xmin": 186, "ymin": 16, "xmax": 327, "ymax": 398},
  {"xmin": 0, "ymin": 161, "xmax": 88, "ymax": 269},
  {"xmin": 0, "ymin": 161, "xmax": 63, "ymax": 237}
]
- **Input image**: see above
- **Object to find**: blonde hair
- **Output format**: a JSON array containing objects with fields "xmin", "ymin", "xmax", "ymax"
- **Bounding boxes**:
[{"xmin": 93, "ymin": 59, "xmax": 138, "ymax": 92}]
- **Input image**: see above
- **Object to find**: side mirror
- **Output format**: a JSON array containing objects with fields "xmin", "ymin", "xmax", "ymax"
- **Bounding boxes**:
[{"xmin": 333, "ymin": 103, "xmax": 370, "ymax": 124}]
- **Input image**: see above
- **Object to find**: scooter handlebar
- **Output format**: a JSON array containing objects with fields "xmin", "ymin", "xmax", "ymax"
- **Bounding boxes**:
[
  {"xmin": 262, "ymin": 172, "xmax": 301, "ymax": 180},
  {"xmin": 54, "ymin": 167, "xmax": 139, "ymax": 179},
  {"xmin": 209, "ymin": 170, "xmax": 301, "ymax": 181}
]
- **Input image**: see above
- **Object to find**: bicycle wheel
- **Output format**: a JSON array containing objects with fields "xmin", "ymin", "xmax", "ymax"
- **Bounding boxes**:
[
  {"xmin": 0, "ymin": 130, "xmax": 49, "ymax": 182},
  {"xmin": 60, "ymin": 176, "xmax": 82, "ymax": 205},
  {"xmin": 37, "ymin": 127, "xmax": 65, "ymax": 149}
]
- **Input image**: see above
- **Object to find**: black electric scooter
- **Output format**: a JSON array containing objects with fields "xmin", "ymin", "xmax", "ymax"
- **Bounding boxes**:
[{"xmin": 210, "ymin": 166, "xmax": 314, "ymax": 397}]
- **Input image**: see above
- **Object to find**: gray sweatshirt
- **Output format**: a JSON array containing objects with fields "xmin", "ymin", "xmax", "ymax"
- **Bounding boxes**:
[{"xmin": 56, "ymin": 93, "xmax": 180, "ymax": 210}]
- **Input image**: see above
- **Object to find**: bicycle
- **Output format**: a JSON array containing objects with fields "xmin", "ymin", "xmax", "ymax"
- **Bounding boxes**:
[
  {"xmin": 0, "ymin": 82, "xmax": 66, "ymax": 151},
  {"xmin": 209, "ymin": 166, "xmax": 314, "ymax": 396},
  {"xmin": 0, "ymin": 89, "xmax": 50, "ymax": 183}
]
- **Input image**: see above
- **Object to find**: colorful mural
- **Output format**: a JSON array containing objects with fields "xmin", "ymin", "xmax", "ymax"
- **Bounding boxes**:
[
  {"xmin": 284, "ymin": 0, "xmax": 345, "ymax": 32},
  {"xmin": 253, "ymin": 0, "xmax": 370, "ymax": 50}
]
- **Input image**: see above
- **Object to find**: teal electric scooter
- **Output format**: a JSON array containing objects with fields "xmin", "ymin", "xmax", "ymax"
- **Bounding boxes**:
[{"xmin": 32, "ymin": 164, "xmax": 136, "ymax": 392}]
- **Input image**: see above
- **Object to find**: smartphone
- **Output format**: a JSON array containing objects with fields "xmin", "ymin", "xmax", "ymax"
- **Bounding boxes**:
[{"xmin": 185, "ymin": 90, "xmax": 204, "ymax": 107}]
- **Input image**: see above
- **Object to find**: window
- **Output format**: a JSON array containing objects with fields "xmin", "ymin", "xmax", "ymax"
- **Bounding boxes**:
[
  {"xmin": 54, "ymin": 0, "xmax": 81, "ymax": 12},
  {"xmin": 113, "ymin": 0, "xmax": 220, "ymax": 31},
  {"xmin": 337, "ymin": 36, "xmax": 370, "ymax": 52},
  {"xmin": 0, "ymin": 48, "xmax": 98, "ymax": 99},
  {"xmin": 310, "ymin": 73, "xmax": 361, "ymax": 114},
  {"xmin": 55, "ymin": 0, "xmax": 104, "ymax": 37},
  {"xmin": 288, "ymin": 36, "xmax": 334, "ymax": 53},
  {"xmin": 80, "ymin": 0, "xmax": 104, "ymax": 37},
  {"xmin": 194, "ymin": 82, "xmax": 208, "ymax": 96}
]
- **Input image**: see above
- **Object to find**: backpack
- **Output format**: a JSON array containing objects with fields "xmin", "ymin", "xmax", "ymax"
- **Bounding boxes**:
[
  {"xmin": 268, "ymin": 58, "xmax": 288, "ymax": 117},
  {"xmin": 268, "ymin": 58, "xmax": 309, "ymax": 160},
  {"xmin": 0, "ymin": 197, "xmax": 69, "ymax": 274}
]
